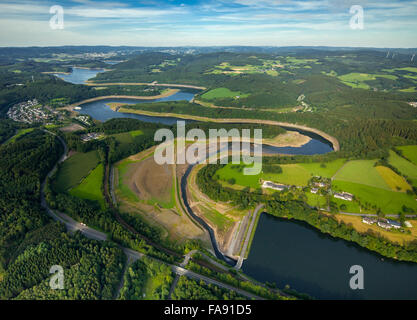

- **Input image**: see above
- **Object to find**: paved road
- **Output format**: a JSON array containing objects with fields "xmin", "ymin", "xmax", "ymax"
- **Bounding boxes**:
[
  {"xmin": 171, "ymin": 266, "xmax": 263, "ymax": 300},
  {"xmin": 40, "ymin": 131, "xmax": 266, "ymax": 300},
  {"xmin": 235, "ymin": 204, "xmax": 264, "ymax": 270}
]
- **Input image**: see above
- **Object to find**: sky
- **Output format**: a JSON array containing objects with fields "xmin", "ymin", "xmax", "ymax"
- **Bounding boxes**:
[{"xmin": 0, "ymin": 0, "xmax": 416, "ymax": 47}]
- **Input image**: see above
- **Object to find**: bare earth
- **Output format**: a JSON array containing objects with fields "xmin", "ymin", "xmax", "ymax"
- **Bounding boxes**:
[{"xmin": 115, "ymin": 149, "xmax": 209, "ymax": 244}]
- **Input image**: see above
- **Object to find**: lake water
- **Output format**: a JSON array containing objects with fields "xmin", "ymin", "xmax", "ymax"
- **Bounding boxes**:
[
  {"xmin": 77, "ymin": 92, "xmax": 196, "ymax": 125},
  {"xmin": 243, "ymin": 214, "xmax": 417, "ymax": 300},
  {"xmin": 54, "ymin": 67, "xmax": 105, "ymax": 84}
]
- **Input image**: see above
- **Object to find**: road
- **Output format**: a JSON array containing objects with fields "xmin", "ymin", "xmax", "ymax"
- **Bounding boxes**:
[
  {"xmin": 171, "ymin": 265, "xmax": 263, "ymax": 300},
  {"xmin": 235, "ymin": 204, "xmax": 264, "ymax": 270},
  {"xmin": 40, "ymin": 130, "xmax": 267, "ymax": 300}
]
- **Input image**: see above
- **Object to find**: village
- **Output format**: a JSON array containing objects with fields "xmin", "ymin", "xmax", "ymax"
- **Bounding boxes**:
[
  {"xmin": 261, "ymin": 177, "xmax": 408, "ymax": 232},
  {"xmin": 6, "ymin": 99, "xmax": 59, "ymax": 124}
]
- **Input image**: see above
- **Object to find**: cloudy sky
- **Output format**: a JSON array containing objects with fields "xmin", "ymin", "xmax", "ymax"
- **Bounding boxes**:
[{"xmin": 0, "ymin": 0, "xmax": 416, "ymax": 47}]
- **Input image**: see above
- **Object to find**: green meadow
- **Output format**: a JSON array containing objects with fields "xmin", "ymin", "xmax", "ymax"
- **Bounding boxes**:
[
  {"xmin": 332, "ymin": 160, "xmax": 390, "ymax": 190},
  {"xmin": 396, "ymin": 145, "xmax": 417, "ymax": 166},
  {"xmin": 216, "ymin": 158, "xmax": 346, "ymax": 188},
  {"xmin": 332, "ymin": 180, "xmax": 417, "ymax": 214},
  {"xmin": 201, "ymin": 87, "xmax": 250, "ymax": 100},
  {"xmin": 53, "ymin": 150, "xmax": 100, "ymax": 192},
  {"xmin": 388, "ymin": 150, "xmax": 417, "ymax": 187},
  {"xmin": 69, "ymin": 163, "xmax": 105, "ymax": 208},
  {"xmin": 116, "ymin": 159, "xmax": 140, "ymax": 203},
  {"xmin": 6, "ymin": 128, "xmax": 34, "ymax": 144},
  {"xmin": 338, "ymin": 73, "xmax": 398, "ymax": 89}
]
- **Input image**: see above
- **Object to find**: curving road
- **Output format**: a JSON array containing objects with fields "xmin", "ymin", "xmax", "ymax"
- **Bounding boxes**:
[{"xmin": 40, "ymin": 130, "xmax": 266, "ymax": 300}]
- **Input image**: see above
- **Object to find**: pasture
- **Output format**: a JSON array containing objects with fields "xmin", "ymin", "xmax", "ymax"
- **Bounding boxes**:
[
  {"xmin": 69, "ymin": 163, "xmax": 105, "ymax": 208},
  {"xmin": 53, "ymin": 150, "xmax": 100, "ymax": 192},
  {"xmin": 388, "ymin": 150, "xmax": 417, "ymax": 187},
  {"xmin": 375, "ymin": 166, "xmax": 411, "ymax": 192},
  {"xmin": 332, "ymin": 160, "xmax": 390, "ymax": 190},
  {"xmin": 201, "ymin": 87, "xmax": 249, "ymax": 100},
  {"xmin": 216, "ymin": 159, "xmax": 346, "ymax": 189},
  {"xmin": 396, "ymin": 145, "xmax": 417, "ymax": 166},
  {"xmin": 331, "ymin": 180, "xmax": 417, "ymax": 214}
]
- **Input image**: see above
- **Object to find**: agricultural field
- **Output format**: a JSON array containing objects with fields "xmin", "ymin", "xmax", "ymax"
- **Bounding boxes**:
[
  {"xmin": 375, "ymin": 166, "xmax": 411, "ymax": 192},
  {"xmin": 216, "ymin": 158, "xmax": 346, "ymax": 189},
  {"xmin": 201, "ymin": 87, "xmax": 250, "ymax": 100},
  {"xmin": 332, "ymin": 160, "xmax": 390, "ymax": 190},
  {"xmin": 111, "ymin": 130, "xmax": 143, "ymax": 144},
  {"xmin": 396, "ymin": 145, "xmax": 417, "ymax": 166},
  {"xmin": 53, "ymin": 150, "xmax": 100, "ymax": 192},
  {"xmin": 206, "ymin": 60, "xmax": 282, "ymax": 77},
  {"xmin": 338, "ymin": 73, "xmax": 398, "ymax": 89},
  {"xmin": 331, "ymin": 180, "xmax": 417, "ymax": 214},
  {"xmin": 69, "ymin": 163, "xmax": 105, "ymax": 208},
  {"xmin": 388, "ymin": 150, "xmax": 417, "ymax": 187}
]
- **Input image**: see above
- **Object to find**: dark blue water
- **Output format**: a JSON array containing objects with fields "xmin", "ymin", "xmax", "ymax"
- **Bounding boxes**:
[
  {"xmin": 77, "ymin": 92, "xmax": 196, "ymax": 125},
  {"xmin": 243, "ymin": 214, "xmax": 417, "ymax": 300},
  {"xmin": 54, "ymin": 67, "xmax": 105, "ymax": 84},
  {"xmin": 262, "ymin": 138, "xmax": 333, "ymax": 155}
]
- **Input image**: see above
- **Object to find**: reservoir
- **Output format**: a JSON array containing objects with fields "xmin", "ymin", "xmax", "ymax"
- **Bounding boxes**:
[
  {"xmin": 54, "ymin": 67, "xmax": 105, "ymax": 84},
  {"xmin": 243, "ymin": 214, "xmax": 417, "ymax": 300}
]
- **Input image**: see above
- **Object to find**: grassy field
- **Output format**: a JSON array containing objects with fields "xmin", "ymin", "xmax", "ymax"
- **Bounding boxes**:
[
  {"xmin": 115, "ymin": 159, "xmax": 140, "ymax": 202},
  {"xmin": 199, "ymin": 204, "xmax": 233, "ymax": 233},
  {"xmin": 53, "ymin": 150, "xmax": 100, "ymax": 192},
  {"xmin": 332, "ymin": 180, "xmax": 417, "ymax": 214},
  {"xmin": 375, "ymin": 166, "xmax": 411, "ymax": 192},
  {"xmin": 201, "ymin": 87, "xmax": 249, "ymax": 100},
  {"xmin": 6, "ymin": 128, "xmax": 34, "ymax": 144},
  {"xmin": 216, "ymin": 159, "xmax": 346, "ymax": 189},
  {"xmin": 111, "ymin": 129, "xmax": 143, "ymax": 144},
  {"xmin": 388, "ymin": 150, "xmax": 417, "ymax": 187},
  {"xmin": 69, "ymin": 163, "xmax": 105, "ymax": 208},
  {"xmin": 332, "ymin": 160, "xmax": 390, "ymax": 190},
  {"xmin": 298, "ymin": 158, "xmax": 346, "ymax": 178},
  {"xmin": 338, "ymin": 73, "xmax": 398, "ymax": 89},
  {"xmin": 396, "ymin": 145, "xmax": 417, "ymax": 166}
]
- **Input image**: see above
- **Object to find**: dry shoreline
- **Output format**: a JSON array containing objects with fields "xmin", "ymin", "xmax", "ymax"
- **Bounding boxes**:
[
  {"xmin": 61, "ymin": 89, "xmax": 180, "ymax": 111},
  {"xmin": 115, "ymin": 107, "xmax": 340, "ymax": 151}
]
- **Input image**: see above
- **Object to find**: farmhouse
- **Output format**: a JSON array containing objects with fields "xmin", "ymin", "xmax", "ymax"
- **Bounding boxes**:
[
  {"xmin": 311, "ymin": 188, "xmax": 319, "ymax": 194},
  {"xmin": 262, "ymin": 181, "xmax": 288, "ymax": 191},
  {"xmin": 333, "ymin": 192, "xmax": 353, "ymax": 201},
  {"xmin": 362, "ymin": 217, "xmax": 377, "ymax": 225},
  {"xmin": 377, "ymin": 219, "xmax": 402, "ymax": 230},
  {"xmin": 314, "ymin": 182, "xmax": 328, "ymax": 188}
]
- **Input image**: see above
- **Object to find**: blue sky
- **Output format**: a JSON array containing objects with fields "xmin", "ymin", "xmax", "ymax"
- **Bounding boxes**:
[{"xmin": 0, "ymin": 0, "xmax": 416, "ymax": 47}]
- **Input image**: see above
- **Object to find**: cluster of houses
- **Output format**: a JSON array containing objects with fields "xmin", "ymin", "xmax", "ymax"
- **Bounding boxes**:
[
  {"xmin": 7, "ymin": 99, "xmax": 54, "ymax": 123},
  {"xmin": 408, "ymin": 101, "xmax": 417, "ymax": 108},
  {"xmin": 362, "ymin": 217, "xmax": 402, "ymax": 230},
  {"xmin": 80, "ymin": 132, "xmax": 103, "ymax": 142},
  {"xmin": 75, "ymin": 115, "xmax": 92, "ymax": 126}
]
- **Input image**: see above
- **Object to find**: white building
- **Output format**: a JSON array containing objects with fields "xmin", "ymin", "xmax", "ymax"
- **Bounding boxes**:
[
  {"xmin": 334, "ymin": 192, "xmax": 353, "ymax": 201},
  {"xmin": 262, "ymin": 181, "xmax": 288, "ymax": 191}
]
